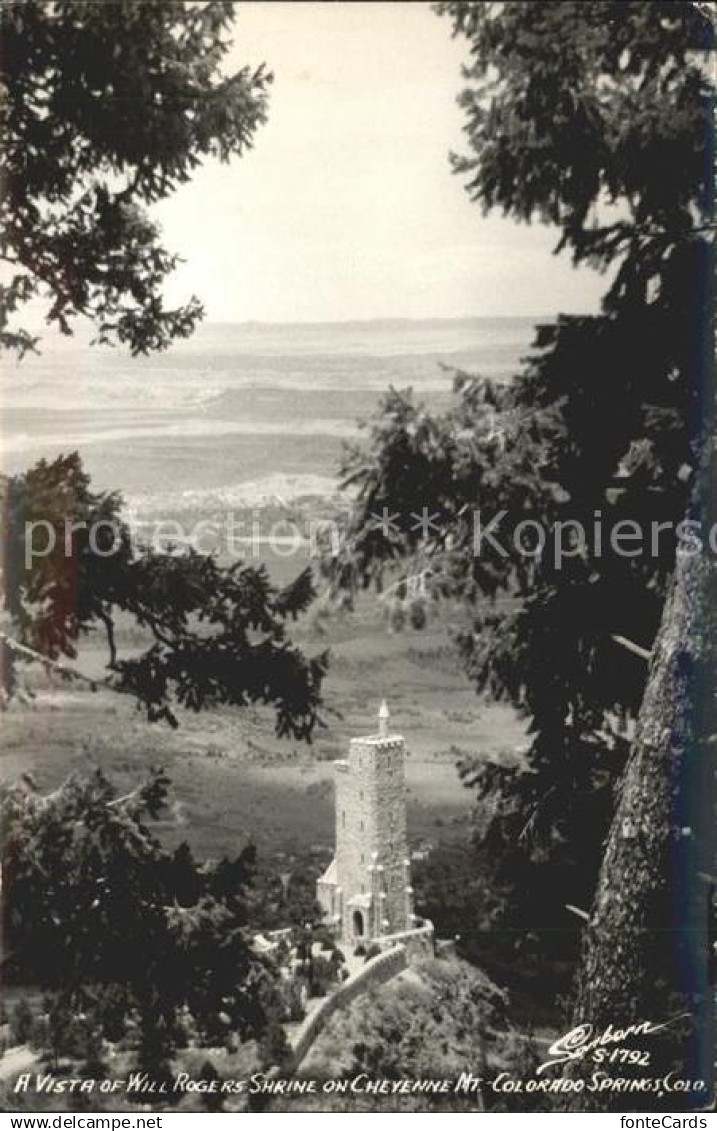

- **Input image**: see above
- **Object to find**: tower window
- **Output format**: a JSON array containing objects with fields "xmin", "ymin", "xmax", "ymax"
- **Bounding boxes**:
[{"xmin": 342, "ymin": 810, "xmax": 346, "ymax": 828}]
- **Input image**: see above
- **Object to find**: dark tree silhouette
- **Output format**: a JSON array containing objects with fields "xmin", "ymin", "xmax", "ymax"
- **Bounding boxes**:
[
  {"xmin": 2, "ymin": 452, "xmax": 327, "ymax": 735},
  {"xmin": 326, "ymin": 1, "xmax": 715, "ymax": 1069},
  {"xmin": 1, "ymin": 769, "xmax": 285, "ymax": 1055},
  {"xmin": 0, "ymin": 3, "xmax": 326, "ymax": 735},
  {"xmin": 0, "ymin": 0, "xmax": 319, "ymax": 1085}
]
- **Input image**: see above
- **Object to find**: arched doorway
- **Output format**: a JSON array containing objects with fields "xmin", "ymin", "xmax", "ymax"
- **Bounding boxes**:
[{"xmin": 352, "ymin": 909, "xmax": 365, "ymax": 938}]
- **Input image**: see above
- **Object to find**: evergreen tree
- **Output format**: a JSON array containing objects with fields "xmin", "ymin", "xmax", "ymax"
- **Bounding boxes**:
[
  {"xmin": 1, "ymin": 769, "xmax": 284, "ymax": 1053},
  {"xmin": 0, "ymin": 3, "xmax": 320, "ymax": 1081},
  {"xmin": 326, "ymin": 0, "xmax": 714, "ymax": 1018},
  {"xmin": 2, "ymin": 452, "xmax": 327, "ymax": 735},
  {"xmin": 0, "ymin": 2, "xmax": 326, "ymax": 733},
  {"xmin": 1, "ymin": 0, "xmax": 271, "ymax": 355}
]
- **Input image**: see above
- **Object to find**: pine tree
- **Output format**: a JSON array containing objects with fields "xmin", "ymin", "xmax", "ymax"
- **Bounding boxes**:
[
  {"xmin": 328, "ymin": 0, "xmax": 715, "ymax": 1030},
  {"xmin": 0, "ymin": 3, "xmax": 326, "ymax": 735},
  {"xmin": 1, "ymin": 770, "xmax": 283, "ymax": 1056}
]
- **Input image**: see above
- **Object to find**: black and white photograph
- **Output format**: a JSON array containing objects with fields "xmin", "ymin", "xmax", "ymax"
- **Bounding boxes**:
[{"xmin": 0, "ymin": 0, "xmax": 714, "ymax": 1119}]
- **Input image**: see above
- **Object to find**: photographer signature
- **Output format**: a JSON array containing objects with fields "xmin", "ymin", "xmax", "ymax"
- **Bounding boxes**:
[{"xmin": 537, "ymin": 1015, "xmax": 690, "ymax": 1074}]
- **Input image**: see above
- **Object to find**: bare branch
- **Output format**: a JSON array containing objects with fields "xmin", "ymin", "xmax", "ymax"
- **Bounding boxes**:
[{"xmin": 0, "ymin": 631, "xmax": 131, "ymax": 698}]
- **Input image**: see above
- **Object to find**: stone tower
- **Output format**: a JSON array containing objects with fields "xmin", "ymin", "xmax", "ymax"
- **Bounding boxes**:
[{"xmin": 317, "ymin": 702, "xmax": 415, "ymax": 945}]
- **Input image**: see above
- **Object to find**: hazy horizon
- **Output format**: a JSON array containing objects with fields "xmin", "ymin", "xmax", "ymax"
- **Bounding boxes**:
[
  {"xmin": 5, "ymin": 316, "xmax": 536, "ymax": 499},
  {"xmin": 199, "ymin": 313, "xmax": 543, "ymax": 326},
  {"xmin": 16, "ymin": 4, "xmax": 611, "ymax": 339},
  {"xmin": 20, "ymin": 311, "xmax": 558, "ymax": 340}
]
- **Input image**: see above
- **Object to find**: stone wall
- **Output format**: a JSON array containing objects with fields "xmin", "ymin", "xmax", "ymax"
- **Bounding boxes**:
[
  {"xmin": 290, "ymin": 944, "xmax": 408, "ymax": 1071},
  {"xmin": 373, "ymin": 920, "xmax": 435, "ymax": 961},
  {"xmin": 361, "ymin": 736, "xmax": 410, "ymax": 937},
  {"xmin": 334, "ymin": 756, "xmax": 365, "ymax": 939}
]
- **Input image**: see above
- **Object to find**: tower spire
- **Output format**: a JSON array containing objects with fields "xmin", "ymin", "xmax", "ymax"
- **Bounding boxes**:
[{"xmin": 378, "ymin": 699, "xmax": 390, "ymax": 738}]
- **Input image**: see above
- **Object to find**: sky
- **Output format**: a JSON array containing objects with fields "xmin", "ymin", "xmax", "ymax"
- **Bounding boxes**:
[{"xmin": 154, "ymin": 1, "xmax": 607, "ymax": 323}]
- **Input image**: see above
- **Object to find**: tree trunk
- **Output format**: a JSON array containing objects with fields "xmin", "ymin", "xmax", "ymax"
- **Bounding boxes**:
[{"xmin": 568, "ymin": 542, "xmax": 715, "ymax": 1110}]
